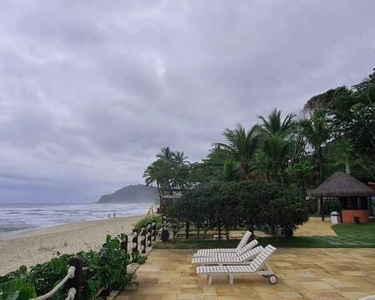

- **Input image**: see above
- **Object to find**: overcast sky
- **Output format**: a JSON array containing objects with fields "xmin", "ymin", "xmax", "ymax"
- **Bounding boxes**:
[{"xmin": 0, "ymin": 0, "xmax": 374, "ymax": 203}]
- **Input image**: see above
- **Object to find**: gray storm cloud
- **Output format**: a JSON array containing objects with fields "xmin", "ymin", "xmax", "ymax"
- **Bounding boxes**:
[{"xmin": 0, "ymin": 0, "xmax": 374, "ymax": 202}]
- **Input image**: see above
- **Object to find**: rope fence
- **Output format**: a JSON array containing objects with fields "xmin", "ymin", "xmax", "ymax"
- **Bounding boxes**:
[{"xmin": 29, "ymin": 219, "xmax": 159, "ymax": 300}]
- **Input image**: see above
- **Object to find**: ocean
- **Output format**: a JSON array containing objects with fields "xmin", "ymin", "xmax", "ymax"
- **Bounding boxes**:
[{"xmin": 0, "ymin": 202, "xmax": 153, "ymax": 236}]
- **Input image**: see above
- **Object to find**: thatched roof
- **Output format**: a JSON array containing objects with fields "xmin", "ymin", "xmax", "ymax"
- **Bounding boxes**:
[{"xmin": 311, "ymin": 171, "xmax": 375, "ymax": 197}]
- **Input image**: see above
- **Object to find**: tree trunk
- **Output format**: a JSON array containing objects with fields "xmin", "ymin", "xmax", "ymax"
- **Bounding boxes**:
[
  {"xmin": 242, "ymin": 160, "xmax": 249, "ymax": 179},
  {"xmin": 218, "ymin": 226, "xmax": 222, "ymax": 240},
  {"xmin": 318, "ymin": 147, "xmax": 324, "ymax": 184},
  {"xmin": 185, "ymin": 221, "xmax": 190, "ymax": 239},
  {"xmin": 317, "ymin": 147, "xmax": 325, "ymax": 221},
  {"xmin": 345, "ymin": 157, "xmax": 350, "ymax": 175},
  {"xmin": 156, "ymin": 181, "xmax": 162, "ymax": 203},
  {"xmin": 320, "ymin": 197, "xmax": 325, "ymax": 221},
  {"xmin": 197, "ymin": 227, "xmax": 200, "ymax": 241},
  {"xmin": 285, "ymin": 227, "xmax": 293, "ymax": 238},
  {"xmin": 225, "ymin": 227, "xmax": 229, "ymax": 240}
]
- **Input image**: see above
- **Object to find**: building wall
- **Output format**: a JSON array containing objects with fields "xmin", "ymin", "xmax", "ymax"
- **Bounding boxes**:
[{"xmin": 342, "ymin": 209, "xmax": 370, "ymax": 224}]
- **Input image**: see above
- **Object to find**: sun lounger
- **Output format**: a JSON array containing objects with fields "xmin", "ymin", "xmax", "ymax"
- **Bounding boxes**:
[
  {"xmin": 193, "ymin": 238, "xmax": 258, "ymax": 258},
  {"xmin": 196, "ymin": 244, "xmax": 277, "ymax": 285},
  {"xmin": 192, "ymin": 244, "xmax": 263, "ymax": 266},
  {"xmin": 194, "ymin": 231, "xmax": 252, "ymax": 257}
]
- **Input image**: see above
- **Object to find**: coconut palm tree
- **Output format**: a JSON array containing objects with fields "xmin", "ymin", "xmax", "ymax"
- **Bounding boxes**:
[
  {"xmin": 173, "ymin": 151, "xmax": 188, "ymax": 165},
  {"xmin": 213, "ymin": 124, "xmax": 259, "ymax": 179},
  {"xmin": 299, "ymin": 109, "xmax": 330, "ymax": 221},
  {"xmin": 299, "ymin": 110, "xmax": 330, "ymax": 184},
  {"xmin": 256, "ymin": 109, "xmax": 296, "ymax": 183},
  {"xmin": 143, "ymin": 159, "xmax": 170, "ymax": 199},
  {"xmin": 157, "ymin": 146, "xmax": 174, "ymax": 161},
  {"xmin": 292, "ymin": 163, "xmax": 315, "ymax": 193},
  {"xmin": 258, "ymin": 109, "xmax": 296, "ymax": 136}
]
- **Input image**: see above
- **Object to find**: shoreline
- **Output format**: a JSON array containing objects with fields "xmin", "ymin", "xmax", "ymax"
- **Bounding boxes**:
[
  {"xmin": 0, "ymin": 215, "xmax": 132, "ymax": 239},
  {"xmin": 0, "ymin": 215, "xmax": 143, "ymax": 275}
]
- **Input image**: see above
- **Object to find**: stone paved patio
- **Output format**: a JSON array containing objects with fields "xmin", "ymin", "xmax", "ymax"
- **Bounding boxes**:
[
  {"xmin": 293, "ymin": 217, "xmax": 337, "ymax": 237},
  {"xmin": 117, "ymin": 248, "xmax": 375, "ymax": 300}
]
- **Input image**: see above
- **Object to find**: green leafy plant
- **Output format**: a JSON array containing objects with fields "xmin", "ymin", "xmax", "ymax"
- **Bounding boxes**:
[
  {"xmin": 0, "ymin": 234, "xmax": 147, "ymax": 300},
  {"xmin": 133, "ymin": 215, "xmax": 162, "ymax": 231}
]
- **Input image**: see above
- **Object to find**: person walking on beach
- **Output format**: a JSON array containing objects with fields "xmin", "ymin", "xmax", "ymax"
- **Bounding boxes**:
[{"xmin": 108, "ymin": 213, "xmax": 110, "ymax": 219}]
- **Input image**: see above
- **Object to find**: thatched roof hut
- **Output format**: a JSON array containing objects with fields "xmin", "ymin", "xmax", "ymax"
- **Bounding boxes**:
[
  {"xmin": 311, "ymin": 171, "xmax": 375, "ymax": 197},
  {"xmin": 311, "ymin": 171, "xmax": 375, "ymax": 223}
]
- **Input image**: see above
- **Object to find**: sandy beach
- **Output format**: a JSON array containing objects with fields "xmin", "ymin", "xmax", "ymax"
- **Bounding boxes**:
[{"xmin": 0, "ymin": 215, "xmax": 142, "ymax": 275}]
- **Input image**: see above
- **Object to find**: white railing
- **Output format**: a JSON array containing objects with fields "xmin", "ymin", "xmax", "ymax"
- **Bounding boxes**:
[{"xmin": 31, "ymin": 266, "xmax": 76, "ymax": 300}]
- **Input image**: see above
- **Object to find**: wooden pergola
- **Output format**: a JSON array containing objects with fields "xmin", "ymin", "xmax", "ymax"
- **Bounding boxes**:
[{"xmin": 311, "ymin": 172, "xmax": 375, "ymax": 224}]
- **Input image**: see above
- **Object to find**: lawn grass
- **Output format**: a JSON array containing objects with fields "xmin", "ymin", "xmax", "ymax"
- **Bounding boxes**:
[
  {"xmin": 153, "ymin": 236, "xmax": 339, "ymax": 249},
  {"xmin": 154, "ymin": 218, "xmax": 375, "ymax": 249},
  {"xmin": 154, "ymin": 236, "xmax": 375, "ymax": 249},
  {"xmin": 332, "ymin": 218, "xmax": 375, "ymax": 237}
]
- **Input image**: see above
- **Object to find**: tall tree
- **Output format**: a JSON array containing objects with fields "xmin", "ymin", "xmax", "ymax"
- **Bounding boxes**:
[
  {"xmin": 299, "ymin": 110, "xmax": 330, "ymax": 221},
  {"xmin": 299, "ymin": 110, "xmax": 330, "ymax": 184},
  {"xmin": 144, "ymin": 147, "xmax": 191, "ymax": 196},
  {"xmin": 156, "ymin": 146, "xmax": 174, "ymax": 161},
  {"xmin": 213, "ymin": 125, "xmax": 259, "ymax": 179},
  {"xmin": 256, "ymin": 109, "xmax": 296, "ymax": 183},
  {"xmin": 143, "ymin": 159, "xmax": 171, "ymax": 198}
]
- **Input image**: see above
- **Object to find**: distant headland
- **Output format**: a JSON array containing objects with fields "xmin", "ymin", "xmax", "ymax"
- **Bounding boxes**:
[{"xmin": 98, "ymin": 184, "xmax": 158, "ymax": 204}]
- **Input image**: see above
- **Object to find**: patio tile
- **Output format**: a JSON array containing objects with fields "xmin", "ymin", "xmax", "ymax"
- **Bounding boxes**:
[
  {"xmin": 277, "ymin": 292, "xmax": 302, "ymax": 298},
  {"xmin": 117, "ymin": 247, "xmax": 375, "ymax": 300}
]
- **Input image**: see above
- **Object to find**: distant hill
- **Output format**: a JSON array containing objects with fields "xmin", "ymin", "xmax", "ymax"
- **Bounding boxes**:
[{"xmin": 98, "ymin": 184, "xmax": 158, "ymax": 204}]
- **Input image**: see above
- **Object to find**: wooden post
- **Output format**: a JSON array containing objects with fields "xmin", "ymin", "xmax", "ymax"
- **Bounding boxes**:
[
  {"xmin": 68, "ymin": 257, "xmax": 82, "ymax": 300},
  {"xmin": 121, "ymin": 235, "xmax": 128, "ymax": 253},
  {"xmin": 132, "ymin": 229, "xmax": 138, "ymax": 253},
  {"xmin": 162, "ymin": 215, "xmax": 168, "ymax": 229},
  {"xmin": 140, "ymin": 227, "xmax": 146, "ymax": 254},
  {"xmin": 147, "ymin": 223, "xmax": 152, "ymax": 247},
  {"xmin": 152, "ymin": 220, "xmax": 157, "ymax": 242}
]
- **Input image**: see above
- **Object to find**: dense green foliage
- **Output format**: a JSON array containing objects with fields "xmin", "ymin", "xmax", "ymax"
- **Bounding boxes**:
[
  {"xmin": 168, "ymin": 181, "xmax": 309, "ymax": 238},
  {"xmin": 0, "ymin": 235, "xmax": 146, "ymax": 300},
  {"xmin": 133, "ymin": 215, "xmax": 162, "ymax": 231},
  {"xmin": 143, "ymin": 147, "xmax": 192, "ymax": 197},
  {"xmin": 145, "ymin": 67, "xmax": 375, "ymax": 193},
  {"xmin": 154, "ymin": 218, "xmax": 375, "ymax": 249},
  {"xmin": 144, "ymin": 66, "xmax": 375, "ymax": 228}
]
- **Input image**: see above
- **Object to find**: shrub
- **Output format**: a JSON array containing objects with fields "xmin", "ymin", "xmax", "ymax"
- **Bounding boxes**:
[
  {"xmin": 167, "ymin": 180, "xmax": 309, "ymax": 239},
  {"xmin": 0, "ymin": 234, "xmax": 147, "ymax": 300},
  {"xmin": 267, "ymin": 189, "xmax": 309, "ymax": 238},
  {"xmin": 133, "ymin": 215, "xmax": 162, "ymax": 231}
]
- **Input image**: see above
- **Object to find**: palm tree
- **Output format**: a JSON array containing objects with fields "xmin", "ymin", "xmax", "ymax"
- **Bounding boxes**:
[
  {"xmin": 299, "ymin": 110, "xmax": 330, "ymax": 184},
  {"xmin": 143, "ymin": 159, "xmax": 169, "ymax": 199},
  {"xmin": 221, "ymin": 160, "xmax": 240, "ymax": 182},
  {"xmin": 293, "ymin": 163, "xmax": 315, "ymax": 193},
  {"xmin": 213, "ymin": 124, "xmax": 259, "ymax": 179},
  {"xmin": 173, "ymin": 151, "xmax": 188, "ymax": 165},
  {"xmin": 256, "ymin": 109, "xmax": 296, "ymax": 183},
  {"xmin": 258, "ymin": 109, "xmax": 296, "ymax": 136},
  {"xmin": 299, "ymin": 109, "xmax": 330, "ymax": 221},
  {"xmin": 157, "ymin": 146, "xmax": 174, "ymax": 161}
]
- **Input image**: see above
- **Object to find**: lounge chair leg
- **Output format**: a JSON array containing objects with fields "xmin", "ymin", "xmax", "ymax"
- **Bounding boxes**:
[
  {"xmin": 208, "ymin": 275, "xmax": 213, "ymax": 285},
  {"xmin": 229, "ymin": 275, "xmax": 234, "ymax": 285}
]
